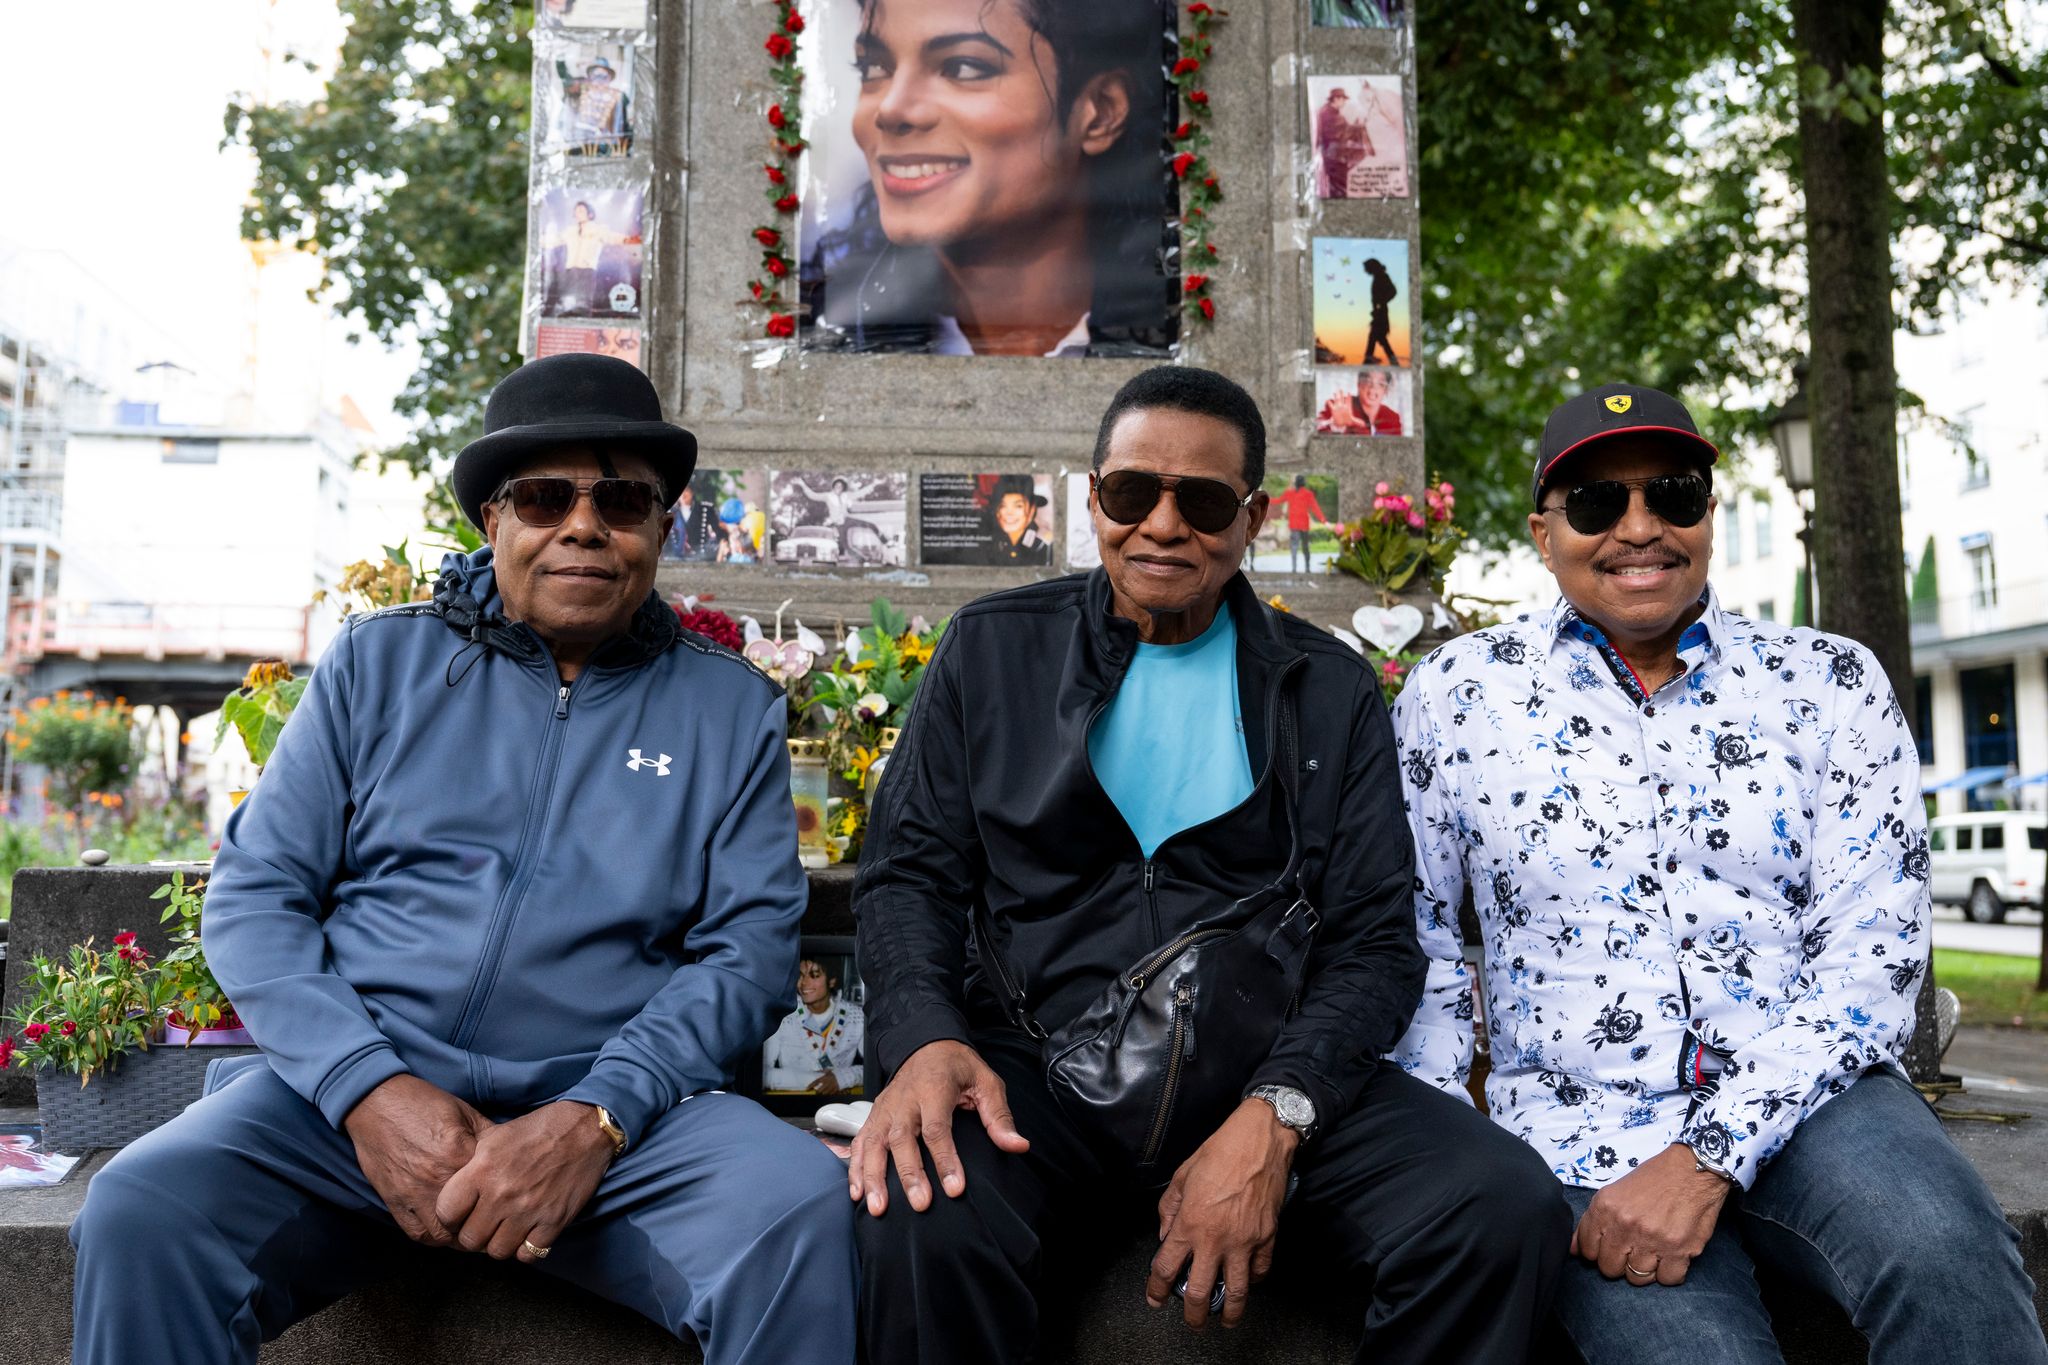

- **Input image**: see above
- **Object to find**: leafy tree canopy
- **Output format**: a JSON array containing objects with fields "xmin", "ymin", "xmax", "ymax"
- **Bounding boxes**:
[
  {"xmin": 1418, "ymin": 0, "xmax": 2047, "ymax": 551},
  {"xmin": 225, "ymin": 1, "xmax": 531, "ymax": 483}
]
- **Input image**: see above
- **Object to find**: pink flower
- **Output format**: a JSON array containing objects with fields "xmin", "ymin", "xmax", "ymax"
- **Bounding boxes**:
[
  {"xmin": 1439, "ymin": 481, "xmax": 1454, "ymax": 494},
  {"xmin": 60, "ymin": 1021, "xmax": 76, "ymax": 1037},
  {"xmin": 1375, "ymin": 481, "xmax": 1390, "ymax": 495},
  {"xmin": 22, "ymin": 1022, "xmax": 49, "ymax": 1043},
  {"xmin": 1407, "ymin": 511, "xmax": 1426, "ymax": 529},
  {"xmin": 1381, "ymin": 659, "xmax": 1406, "ymax": 681},
  {"xmin": 0, "ymin": 1036, "xmax": 14, "ymax": 1068}
]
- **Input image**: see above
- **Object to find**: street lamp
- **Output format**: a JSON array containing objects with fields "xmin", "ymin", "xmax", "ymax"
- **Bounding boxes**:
[{"xmin": 1768, "ymin": 364, "xmax": 1815, "ymax": 627}]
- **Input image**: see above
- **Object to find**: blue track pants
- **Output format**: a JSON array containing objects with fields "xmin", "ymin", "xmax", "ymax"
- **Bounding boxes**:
[{"xmin": 70, "ymin": 1057, "xmax": 855, "ymax": 1364}]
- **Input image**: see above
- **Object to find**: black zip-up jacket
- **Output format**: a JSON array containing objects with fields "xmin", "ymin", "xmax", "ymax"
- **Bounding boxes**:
[{"xmin": 854, "ymin": 569, "xmax": 1425, "ymax": 1126}]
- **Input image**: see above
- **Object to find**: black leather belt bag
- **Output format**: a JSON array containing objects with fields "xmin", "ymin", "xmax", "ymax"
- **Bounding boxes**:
[{"xmin": 975, "ymin": 695, "xmax": 1319, "ymax": 1177}]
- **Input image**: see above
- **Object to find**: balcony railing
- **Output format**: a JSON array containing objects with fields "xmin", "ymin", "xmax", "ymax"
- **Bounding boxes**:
[
  {"xmin": 5, "ymin": 599, "xmax": 311, "ymax": 667},
  {"xmin": 1909, "ymin": 576, "xmax": 2048, "ymax": 645},
  {"xmin": 0, "ymin": 489, "xmax": 59, "ymax": 535}
]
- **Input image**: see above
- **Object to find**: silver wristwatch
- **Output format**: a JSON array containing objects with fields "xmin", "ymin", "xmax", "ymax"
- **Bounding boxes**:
[{"xmin": 1248, "ymin": 1084, "xmax": 1317, "ymax": 1142}]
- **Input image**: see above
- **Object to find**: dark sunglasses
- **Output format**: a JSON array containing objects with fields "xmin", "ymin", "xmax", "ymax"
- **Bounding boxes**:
[
  {"xmin": 1093, "ymin": 469, "xmax": 1256, "ymax": 535},
  {"xmin": 502, "ymin": 476, "xmax": 661, "ymax": 529},
  {"xmin": 1542, "ymin": 474, "xmax": 1709, "ymax": 536}
]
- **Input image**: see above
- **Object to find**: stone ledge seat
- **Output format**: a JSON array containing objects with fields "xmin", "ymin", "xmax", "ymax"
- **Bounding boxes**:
[{"xmin": 4, "ymin": 866, "xmax": 2044, "ymax": 1362}]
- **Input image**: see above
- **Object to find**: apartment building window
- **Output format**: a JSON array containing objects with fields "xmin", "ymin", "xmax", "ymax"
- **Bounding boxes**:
[
  {"xmin": 1959, "ymin": 405, "xmax": 1989, "ymax": 488},
  {"xmin": 161, "ymin": 438, "xmax": 219, "ymax": 464},
  {"xmin": 1754, "ymin": 498, "xmax": 1773, "ymax": 559},
  {"xmin": 1724, "ymin": 500, "xmax": 1743, "ymax": 565},
  {"xmin": 1756, "ymin": 599, "xmax": 1777, "ymax": 622},
  {"xmin": 1962, "ymin": 534, "xmax": 1997, "ymax": 609},
  {"xmin": 1960, "ymin": 663, "xmax": 2016, "ymax": 811}
]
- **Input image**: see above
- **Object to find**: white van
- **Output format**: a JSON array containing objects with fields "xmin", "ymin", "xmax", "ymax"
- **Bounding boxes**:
[{"xmin": 1928, "ymin": 811, "xmax": 2047, "ymax": 923}]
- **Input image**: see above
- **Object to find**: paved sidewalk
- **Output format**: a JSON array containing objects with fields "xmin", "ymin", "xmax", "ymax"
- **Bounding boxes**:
[
  {"xmin": 1932, "ymin": 906, "xmax": 2044, "ymax": 958},
  {"xmin": 1947, "ymin": 1025, "xmax": 2048, "ymax": 1095}
]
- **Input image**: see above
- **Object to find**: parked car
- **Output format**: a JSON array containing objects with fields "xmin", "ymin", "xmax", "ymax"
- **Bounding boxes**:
[{"xmin": 1927, "ymin": 811, "xmax": 2047, "ymax": 924}]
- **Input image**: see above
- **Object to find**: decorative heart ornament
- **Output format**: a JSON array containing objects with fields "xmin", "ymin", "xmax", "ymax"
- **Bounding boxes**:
[{"xmin": 1353, "ymin": 604, "xmax": 1424, "ymax": 654}]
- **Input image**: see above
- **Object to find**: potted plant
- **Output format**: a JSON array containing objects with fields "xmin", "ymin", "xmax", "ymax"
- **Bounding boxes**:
[
  {"xmin": 151, "ymin": 874, "xmax": 250, "ymax": 1046},
  {"xmin": 807, "ymin": 599, "xmax": 946, "ymax": 862},
  {"xmin": 0, "ymin": 935, "xmax": 254, "ymax": 1151}
]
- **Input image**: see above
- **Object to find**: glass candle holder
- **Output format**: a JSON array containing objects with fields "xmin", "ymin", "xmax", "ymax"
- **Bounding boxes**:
[{"xmin": 787, "ymin": 738, "xmax": 830, "ymax": 867}]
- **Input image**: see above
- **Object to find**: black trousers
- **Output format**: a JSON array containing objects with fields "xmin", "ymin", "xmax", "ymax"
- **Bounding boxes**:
[{"xmin": 857, "ymin": 1029, "xmax": 1571, "ymax": 1365}]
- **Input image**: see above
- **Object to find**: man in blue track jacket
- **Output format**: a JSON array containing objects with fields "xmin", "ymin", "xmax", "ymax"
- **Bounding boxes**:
[{"xmin": 70, "ymin": 354, "xmax": 855, "ymax": 1365}]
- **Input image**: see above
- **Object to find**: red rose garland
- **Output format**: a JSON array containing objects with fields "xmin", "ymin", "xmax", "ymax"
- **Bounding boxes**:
[
  {"xmin": 1171, "ymin": 4, "xmax": 1225, "ymax": 324},
  {"xmin": 751, "ymin": 1, "xmax": 807, "ymax": 339}
]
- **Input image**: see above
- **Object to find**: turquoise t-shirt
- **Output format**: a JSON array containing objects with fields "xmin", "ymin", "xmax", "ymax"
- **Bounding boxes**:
[{"xmin": 1088, "ymin": 604, "xmax": 1254, "ymax": 857}]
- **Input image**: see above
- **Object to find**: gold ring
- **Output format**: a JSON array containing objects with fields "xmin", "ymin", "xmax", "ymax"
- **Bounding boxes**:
[
  {"xmin": 522, "ymin": 1239, "xmax": 552, "ymax": 1261},
  {"xmin": 1625, "ymin": 1260, "xmax": 1655, "ymax": 1278}
]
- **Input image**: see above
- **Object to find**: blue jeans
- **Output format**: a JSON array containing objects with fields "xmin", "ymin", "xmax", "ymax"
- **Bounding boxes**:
[{"xmin": 1555, "ymin": 1069, "xmax": 2046, "ymax": 1365}]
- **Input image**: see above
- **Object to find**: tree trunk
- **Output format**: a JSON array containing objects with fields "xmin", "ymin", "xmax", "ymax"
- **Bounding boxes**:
[{"xmin": 1791, "ymin": 0, "xmax": 1942, "ymax": 1080}]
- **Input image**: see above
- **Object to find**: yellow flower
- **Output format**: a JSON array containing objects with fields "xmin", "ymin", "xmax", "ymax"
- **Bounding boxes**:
[
  {"xmin": 849, "ymin": 745, "xmax": 879, "ymax": 788},
  {"xmin": 242, "ymin": 659, "xmax": 294, "ymax": 689},
  {"xmin": 897, "ymin": 633, "xmax": 934, "ymax": 665}
]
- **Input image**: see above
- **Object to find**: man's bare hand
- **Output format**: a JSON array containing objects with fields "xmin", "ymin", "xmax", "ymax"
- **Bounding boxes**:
[
  {"xmin": 1570, "ymin": 1142, "xmax": 1732, "ymax": 1287},
  {"xmin": 808, "ymin": 1072, "xmax": 843, "ymax": 1095},
  {"xmin": 1145, "ymin": 1099, "xmax": 1297, "ymax": 1331},
  {"xmin": 343, "ymin": 1074, "xmax": 490, "ymax": 1247},
  {"xmin": 849, "ymin": 1040, "xmax": 1028, "ymax": 1217},
  {"xmin": 435, "ymin": 1101, "xmax": 616, "ymax": 1263}
]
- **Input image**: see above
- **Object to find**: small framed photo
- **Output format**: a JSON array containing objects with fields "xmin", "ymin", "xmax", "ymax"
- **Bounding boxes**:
[{"xmin": 741, "ymin": 936, "xmax": 867, "ymax": 1117}]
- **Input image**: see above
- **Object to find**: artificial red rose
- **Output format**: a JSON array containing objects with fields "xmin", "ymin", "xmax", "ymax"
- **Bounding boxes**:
[
  {"xmin": 1185, "ymin": 273, "xmax": 1209, "ymax": 291},
  {"xmin": 1202, "ymin": 242, "xmax": 1220, "ymax": 259},
  {"xmin": 1172, "ymin": 152, "xmax": 1197, "ymax": 179},
  {"xmin": 765, "ymin": 164, "xmax": 787, "ymax": 185},
  {"xmin": 23, "ymin": 1022, "xmax": 49, "ymax": 1043},
  {"xmin": 767, "ymin": 104, "xmax": 787, "ymax": 129},
  {"xmin": 1203, "ymin": 176, "xmax": 1218, "ymax": 191},
  {"xmin": 60, "ymin": 1021, "xmax": 76, "ymax": 1037},
  {"xmin": 0, "ymin": 1036, "xmax": 14, "ymax": 1068},
  {"xmin": 775, "ymin": 192, "xmax": 799, "ymax": 211},
  {"xmin": 765, "ymin": 256, "xmax": 789, "ymax": 277},
  {"xmin": 1188, "ymin": 90, "xmax": 1209, "ymax": 106},
  {"xmin": 1199, "ymin": 297, "xmax": 1216, "ymax": 320},
  {"xmin": 754, "ymin": 227, "xmax": 782, "ymax": 247},
  {"xmin": 1188, "ymin": 3, "xmax": 1214, "ymax": 15},
  {"xmin": 1171, "ymin": 57, "xmax": 1200, "ymax": 76},
  {"xmin": 1174, "ymin": 121, "xmax": 1193, "ymax": 139},
  {"xmin": 1188, "ymin": 206, "xmax": 1206, "ymax": 220},
  {"xmin": 780, "ymin": 139, "xmax": 805, "ymax": 158},
  {"xmin": 766, "ymin": 34, "xmax": 794, "ymax": 60},
  {"xmin": 750, "ymin": 281, "xmax": 765, "ymax": 299},
  {"xmin": 785, "ymin": 10, "xmax": 805, "ymax": 32},
  {"xmin": 674, "ymin": 607, "xmax": 744, "ymax": 651},
  {"xmin": 766, "ymin": 313, "xmax": 796, "ymax": 338}
]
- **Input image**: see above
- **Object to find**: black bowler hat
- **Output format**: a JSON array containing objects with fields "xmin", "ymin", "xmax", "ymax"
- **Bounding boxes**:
[
  {"xmin": 452, "ymin": 353, "xmax": 698, "ymax": 529},
  {"xmin": 1532, "ymin": 382, "xmax": 1720, "ymax": 506}
]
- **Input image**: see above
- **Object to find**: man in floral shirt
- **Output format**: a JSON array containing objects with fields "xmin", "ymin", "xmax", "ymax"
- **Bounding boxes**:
[{"xmin": 1389, "ymin": 383, "xmax": 2047, "ymax": 1362}]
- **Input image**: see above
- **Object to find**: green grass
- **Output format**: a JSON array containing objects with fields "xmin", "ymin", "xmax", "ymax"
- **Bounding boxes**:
[{"xmin": 1935, "ymin": 948, "xmax": 2048, "ymax": 1030}]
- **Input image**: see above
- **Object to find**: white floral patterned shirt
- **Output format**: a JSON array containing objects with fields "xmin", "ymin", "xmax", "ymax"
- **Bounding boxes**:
[{"xmin": 1386, "ymin": 591, "xmax": 1929, "ymax": 1190}]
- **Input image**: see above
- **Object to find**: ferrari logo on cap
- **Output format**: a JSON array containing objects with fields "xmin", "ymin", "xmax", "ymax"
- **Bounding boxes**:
[{"xmin": 1604, "ymin": 395, "xmax": 1633, "ymax": 414}]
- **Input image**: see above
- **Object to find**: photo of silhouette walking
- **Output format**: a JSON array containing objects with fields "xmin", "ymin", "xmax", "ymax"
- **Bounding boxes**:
[{"xmin": 1311, "ymin": 236, "xmax": 1409, "ymax": 367}]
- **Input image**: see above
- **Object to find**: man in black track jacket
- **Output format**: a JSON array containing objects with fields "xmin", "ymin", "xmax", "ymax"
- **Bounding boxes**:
[{"xmin": 850, "ymin": 366, "xmax": 1568, "ymax": 1364}]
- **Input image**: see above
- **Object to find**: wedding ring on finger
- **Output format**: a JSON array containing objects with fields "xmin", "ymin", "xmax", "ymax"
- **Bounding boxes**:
[
  {"xmin": 1624, "ymin": 1259, "xmax": 1656, "ymax": 1280},
  {"xmin": 521, "ymin": 1239, "xmax": 552, "ymax": 1261}
]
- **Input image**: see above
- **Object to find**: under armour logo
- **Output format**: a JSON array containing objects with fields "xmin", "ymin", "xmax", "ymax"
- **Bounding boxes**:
[{"xmin": 626, "ymin": 748, "xmax": 672, "ymax": 776}]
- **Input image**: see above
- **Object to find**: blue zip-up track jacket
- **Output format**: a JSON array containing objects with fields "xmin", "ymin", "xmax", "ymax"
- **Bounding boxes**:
[{"xmin": 201, "ymin": 549, "xmax": 805, "ymax": 1148}]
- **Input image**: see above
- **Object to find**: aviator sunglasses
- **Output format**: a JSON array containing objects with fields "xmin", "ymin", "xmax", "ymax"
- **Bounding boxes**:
[
  {"xmin": 1093, "ymin": 469, "xmax": 1257, "ymax": 535},
  {"xmin": 501, "ymin": 476, "xmax": 661, "ymax": 529},
  {"xmin": 1541, "ymin": 474, "xmax": 1709, "ymax": 537}
]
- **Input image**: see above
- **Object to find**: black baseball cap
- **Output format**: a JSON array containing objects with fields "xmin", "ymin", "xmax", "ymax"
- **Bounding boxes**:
[{"xmin": 1532, "ymin": 382, "xmax": 1720, "ymax": 506}]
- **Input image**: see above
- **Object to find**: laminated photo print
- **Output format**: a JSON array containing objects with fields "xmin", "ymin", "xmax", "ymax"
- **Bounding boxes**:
[
  {"xmin": 540, "ymin": 42, "xmax": 635, "ymax": 158},
  {"xmin": 0, "ymin": 1127, "xmax": 81, "ymax": 1188},
  {"xmin": 796, "ymin": 0, "xmax": 1182, "ymax": 357},
  {"xmin": 918, "ymin": 473, "xmax": 1054, "ymax": 567},
  {"xmin": 1312, "ymin": 237, "xmax": 1411, "ymax": 368},
  {"xmin": 760, "ymin": 946, "xmax": 866, "ymax": 1098},
  {"xmin": 1314, "ymin": 366, "xmax": 1411, "ymax": 436},
  {"xmin": 663, "ymin": 469, "xmax": 769, "ymax": 564},
  {"xmin": 1310, "ymin": 0, "xmax": 1407, "ymax": 29},
  {"xmin": 1247, "ymin": 473, "xmax": 1340, "ymax": 575},
  {"xmin": 536, "ymin": 188, "xmax": 644, "ymax": 319},
  {"xmin": 534, "ymin": 323, "xmax": 645, "ymax": 371},
  {"xmin": 1065, "ymin": 472, "xmax": 1101, "ymax": 570},
  {"xmin": 1307, "ymin": 75, "xmax": 1408, "ymax": 200},
  {"xmin": 537, "ymin": 0, "xmax": 647, "ymax": 31},
  {"xmin": 769, "ymin": 472, "xmax": 909, "ymax": 568}
]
